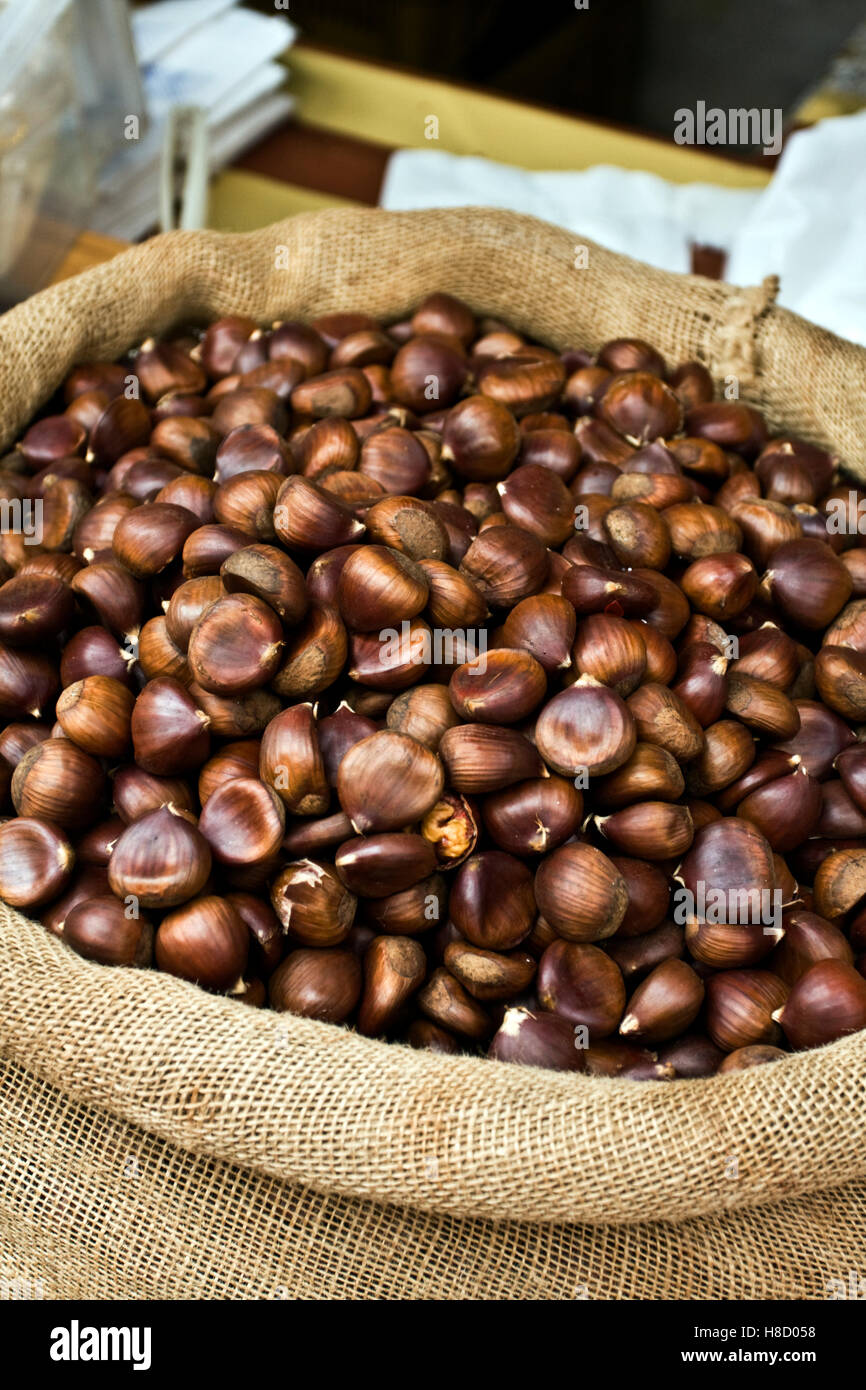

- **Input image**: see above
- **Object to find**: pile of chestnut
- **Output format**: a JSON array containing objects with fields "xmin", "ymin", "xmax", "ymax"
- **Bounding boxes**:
[{"xmin": 1, "ymin": 291, "xmax": 866, "ymax": 1081}]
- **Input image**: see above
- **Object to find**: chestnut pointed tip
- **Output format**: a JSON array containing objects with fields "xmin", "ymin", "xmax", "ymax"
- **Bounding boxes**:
[
  {"xmin": 500, "ymin": 1005, "xmax": 531, "ymax": 1036},
  {"xmin": 619, "ymin": 1013, "xmax": 639, "ymax": 1036}
]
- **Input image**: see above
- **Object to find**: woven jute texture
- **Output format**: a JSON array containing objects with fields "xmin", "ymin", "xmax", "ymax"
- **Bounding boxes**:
[{"xmin": 1, "ymin": 207, "xmax": 865, "ymax": 1301}]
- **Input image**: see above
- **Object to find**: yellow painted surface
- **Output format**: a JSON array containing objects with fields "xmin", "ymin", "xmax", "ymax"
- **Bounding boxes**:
[
  {"xmin": 287, "ymin": 46, "xmax": 772, "ymax": 188},
  {"xmin": 208, "ymin": 170, "xmax": 352, "ymax": 231}
]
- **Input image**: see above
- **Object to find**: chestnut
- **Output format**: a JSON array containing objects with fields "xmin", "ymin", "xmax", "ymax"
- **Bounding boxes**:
[
  {"xmin": 195, "ymin": 745, "xmax": 257, "ymax": 811},
  {"xmin": 198, "ymin": 776, "xmax": 285, "ymax": 865},
  {"xmin": 774, "ymin": 700, "xmax": 854, "ymax": 779},
  {"xmin": 358, "ymin": 935, "xmax": 427, "ymax": 1034},
  {"xmin": 594, "ymin": 742, "xmax": 684, "ymax": 809},
  {"xmin": 337, "ymin": 730, "xmax": 444, "ymax": 833},
  {"xmin": 535, "ymin": 679, "xmax": 636, "ymax": 777},
  {"xmin": 271, "ymin": 604, "xmax": 347, "ymax": 699},
  {"xmin": 595, "ymin": 801, "xmax": 694, "ymax": 860},
  {"xmin": 657, "ymin": 1034, "xmax": 726, "ymax": 1078},
  {"xmin": 290, "ymin": 367, "xmax": 372, "ymax": 420},
  {"xmin": 138, "ymin": 617, "xmax": 191, "ymax": 687},
  {"xmin": 386, "ymin": 683, "xmax": 460, "ymax": 751},
  {"xmin": 813, "ymin": 847, "xmax": 866, "ymax": 921},
  {"xmin": 561, "ymin": 564, "xmax": 656, "ymax": 617},
  {"xmin": 663, "ymin": 503, "xmax": 741, "ymax": 560},
  {"xmin": 12, "ymin": 738, "xmax": 106, "ymax": 827},
  {"xmin": 769, "ymin": 908, "xmax": 853, "ymax": 986},
  {"xmin": 213, "ymin": 469, "xmax": 282, "ymax": 541},
  {"xmin": 604, "ymin": 920, "xmax": 685, "ymax": 983},
  {"xmin": 449, "ymin": 648, "xmax": 546, "ymax": 725},
  {"xmin": 0, "ymin": 574, "xmax": 75, "ymax": 647},
  {"xmin": 597, "ymin": 337, "xmax": 666, "ymax": 376},
  {"xmin": 680, "ymin": 552, "xmax": 757, "ymax": 621},
  {"xmin": 814, "ymin": 646, "xmax": 866, "ymax": 721},
  {"xmin": 268, "ymin": 948, "xmax": 361, "ymax": 1022},
  {"xmin": 270, "ymin": 859, "xmax": 356, "ymax": 945},
  {"xmin": 419, "ymin": 559, "xmax": 487, "ymax": 627},
  {"xmin": 55, "ymin": 676, "xmax": 134, "ymax": 757},
  {"xmin": 108, "ymin": 805, "xmax": 211, "ymax": 909},
  {"xmin": 762, "ymin": 538, "xmax": 852, "ymax": 629},
  {"xmin": 273, "ymin": 475, "xmax": 365, "ymax": 552},
  {"xmin": 450, "ymin": 850, "xmax": 535, "ymax": 949},
  {"xmin": 155, "ymin": 895, "xmax": 248, "ymax": 991},
  {"xmin": 736, "ymin": 763, "xmax": 822, "ymax": 851},
  {"xmin": 336, "ymin": 545, "xmax": 429, "ymax": 632},
  {"xmin": 611, "ymin": 856, "xmax": 670, "ymax": 937},
  {"xmin": 64, "ymin": 895, "xmax": 153, "ymax": 968},
  {"xmin": 704, "ymin": 970, "xmax": 788, "ymax": 1051},
  {"xmin": 537, "ymin": 941, "xmax": 625, "ymax": 1038},
  {"xmin": 227, "ymin": 891, "xmax": 283, "ymax": 975},
  {"xmin": 459, "ymin": 525, "xmax": 548, "ymax": 608},
  {"xmin": 131, "ymin": 677, "xmax": 211, "ymax": 775},
  {"xmin": 0, "ymin": 817, "xmax": 74, "ymax": 907},
  {"xmin": 482, "ymin": 775, "xmax": 582, "ymax": 856},
  {"xmin": 418, "ymin": 967, "xmax": 491, "ymax": 1039},
  {"xmin": 534, "ymin": 843, "xmax": 626, "ymax": 942},
  {"xmin": 367, "ymin": 497, "xmax": 451, "ymax": 561},
  {"xmin": 733, "ymin": 624, "xmax": 799, "ymax": 689},
  {"xmin": 282, "ymin": 811, "xmax": 355, "ymax": 858},
  {"xmin": 439, "ymin": 723, "xmax": 544, "ymax": 792},
  {"xmin": 259, "ymin": 703, "xmax": 329, "ymax": 816},
  {"xmin": 685, "ymin": 400, "xmax": 767, "ymax": 458},
  {"xmin": 444, "ymin": 942, "xmax": 535, "ymax": 1002},
  {"xmin": 686, "ymin": 720, "xmax": 755, "ymax": 797},
  {"xmin": 677, "ymin": 818, "xmax": 775, "ymax": 924},
  {"xmin": 584, "ymin": 1039, "xmax": 673, "ymax": 1081},
  {"xmin": 668, "ymin": 361, "xmax": 714, "ymax": 410},
  {"xmin": 488, "ymin": 1007, "xmax": 584, "ymax": 1070},
  {"xmin": 716, "ymin": 1045, "xmax": 786, "ymax": 1072},
  {"xmin": 571, "ymin": 613, "xmax": 646, "ymax": 696},
  {"xmin": 113, "ymin": 766, "xmax": 195, "ymax": 822},
  {"xmin": 70, "ymin": 563, "xmax": 144, "ymax": 641},
  {"xmin": 685, "ymin": 920, "xmax": 781, "ymax": 970},
  {"xmin": 497, "ymin": 464, "xmax": 574, "ymax": 546},
  {"xmin": 360, "ymin": 426, "xmax": 431, "ymax": 494},
  {"xmin": 619, "ymin": 959, "xmax": 705, "ymax": 1044},
  {"xmin": 773, "ymin": 959, "xmax": 866, "ymax": 1050},
  {"xmin": 500, "ymin": 594, "xmax": 575, "ymax": 672},
  {"xmin": 362, "ymin": 873, "xmax": 446, "ymax": 935},
  {"xmin": 112, "ymin": 503, "xmax": 199, "ymax": 579},
  {"xmin": 188, "ymin": 593, "xmax": 284, "ymax": 696},
  {"xmin": 335, "ymin": 833, "xmax": 436, "ymax": 897},
  {"xmin": 182, "ymin": 523, "xmax": 247, "ymax": 578}
]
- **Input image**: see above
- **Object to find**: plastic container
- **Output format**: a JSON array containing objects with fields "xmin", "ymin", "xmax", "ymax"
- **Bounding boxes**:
[{"xmin": 0, "ymin": 0, "xmax": 143, "ymax": 306}]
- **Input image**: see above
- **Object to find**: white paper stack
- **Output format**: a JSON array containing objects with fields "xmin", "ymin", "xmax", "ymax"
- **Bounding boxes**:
[{"xmin": 90, "ymin": 0, "xmax": 297, "ymax": 239}]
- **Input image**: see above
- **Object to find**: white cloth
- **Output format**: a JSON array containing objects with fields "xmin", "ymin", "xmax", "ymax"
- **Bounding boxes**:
[{"xmin": 381, "ymin": 111, "xmax": 866, "ymax": 346}]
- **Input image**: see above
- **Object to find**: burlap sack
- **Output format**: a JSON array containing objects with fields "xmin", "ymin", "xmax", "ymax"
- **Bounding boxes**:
[{"xmin": 1, "ymin": 208, "xmax": 865, "ymax": 1302}]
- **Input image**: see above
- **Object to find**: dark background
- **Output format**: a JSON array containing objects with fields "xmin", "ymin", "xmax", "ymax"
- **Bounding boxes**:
[{"xmin": 247, "ymin": 0, "xmax": 866, "ymax": 149}]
